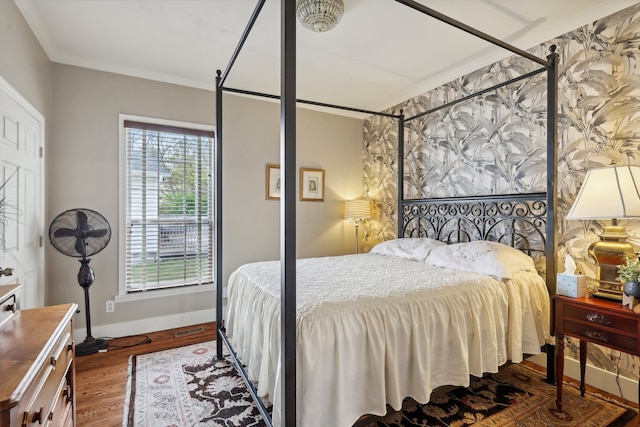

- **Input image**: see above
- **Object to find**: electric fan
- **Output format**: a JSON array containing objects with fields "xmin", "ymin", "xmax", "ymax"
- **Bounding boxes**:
[{"xmin": 49, "ymin": 208, "xmax": 111, "ymax": 356}]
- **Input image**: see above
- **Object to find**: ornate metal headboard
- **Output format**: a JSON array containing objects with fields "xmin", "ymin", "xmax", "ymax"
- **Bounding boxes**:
[{"xmin": 401, "ymin": 193, "xmax": 547, "ymax": 258}]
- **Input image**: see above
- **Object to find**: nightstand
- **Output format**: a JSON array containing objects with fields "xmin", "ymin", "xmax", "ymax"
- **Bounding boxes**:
[{"xmin": 553, "ymin": 294, "xmax": 640, "ymax": 415}]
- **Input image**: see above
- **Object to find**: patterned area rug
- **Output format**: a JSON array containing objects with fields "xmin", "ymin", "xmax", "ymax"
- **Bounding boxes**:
[
  {"xmin": 123, "ymin": 341, "xmax": 636, "ymax": 426},
  {"xmin": 123, "ymin": 341, "xmax": 267, "ymax": 426},
  {"xmin": 356, "ymin": 365, "xmax": 636, "ymax": 427}
]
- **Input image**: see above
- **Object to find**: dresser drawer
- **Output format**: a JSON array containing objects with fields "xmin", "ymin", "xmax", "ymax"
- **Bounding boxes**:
[
  {"xmin": 563, "ymin": 319, "xmax": 638, "ymax": 353},
  {"xmin": 563, "ymin": 303, "xmax": 637, "ymax": 332},
  {"xmin": 0, "ymin": 284, "xmax": 21, "ymax": 330},
  {"xmin": 21, "ymin": 324, "xmax": 74, "ymax": 425},
  {"xmin": 45, "ymin": 373, "xmax": 73, "ymax": 426},
  {"xmin": 61, "ymin": 401, "xmax": 74, "ymax": 427},
  {"xmin": 60, "ymin": 403, "xmax": 75, "ymax": 427},
  {"xmin": 0, "ymin": 293, "xmax": 18, "ymax": 329}
]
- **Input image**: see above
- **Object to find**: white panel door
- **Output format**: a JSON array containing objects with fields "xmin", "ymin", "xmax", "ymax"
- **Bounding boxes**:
[{"xmin": 0, "ymin": 76, "xmax": 44, "ymax": 308}]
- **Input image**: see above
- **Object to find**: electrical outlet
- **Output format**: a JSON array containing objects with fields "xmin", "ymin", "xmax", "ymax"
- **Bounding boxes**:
[{"xmin": 106, "ymin": 300, "xmax": 115, "ymax": 313}]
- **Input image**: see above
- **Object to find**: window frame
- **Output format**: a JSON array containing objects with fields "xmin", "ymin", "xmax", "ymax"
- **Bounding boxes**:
[{"xmin": 117, "ymin": 114, "xmax": 216, "ymax": 301}]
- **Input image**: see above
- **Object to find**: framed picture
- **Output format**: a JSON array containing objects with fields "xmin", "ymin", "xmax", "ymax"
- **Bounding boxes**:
[
  {"xmin": 299, "ymin": 168, "xmax": 325, "ymax": 201},
  {"xmin": 266, "ymin": 164, "xmax": 281, "ymax": 200}
]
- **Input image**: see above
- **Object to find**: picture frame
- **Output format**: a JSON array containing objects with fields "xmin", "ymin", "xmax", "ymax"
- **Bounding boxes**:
[
  {"xmin": 299, "ymin": 168, "xmax": 325, "ymax": 201},
  {"xmin": 266, "ymin": 164, "xmax": 281, "ymax": 200}
]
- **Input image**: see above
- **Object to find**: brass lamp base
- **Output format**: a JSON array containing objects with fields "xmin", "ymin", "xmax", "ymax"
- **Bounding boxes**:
[{"xmin": 588, "ymin": 225, "xmax": 636, "ymax": 301}]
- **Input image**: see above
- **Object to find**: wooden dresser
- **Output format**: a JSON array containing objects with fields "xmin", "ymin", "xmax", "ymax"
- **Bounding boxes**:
[{"xmin": 0, "ymin": 289, "xmax": 77, "ymax": 427}]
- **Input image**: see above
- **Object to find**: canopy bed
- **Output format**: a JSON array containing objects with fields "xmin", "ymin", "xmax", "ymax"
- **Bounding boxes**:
[{"xmin": 214, "ymin": 1, "xmax": 559, "ymax": 426}]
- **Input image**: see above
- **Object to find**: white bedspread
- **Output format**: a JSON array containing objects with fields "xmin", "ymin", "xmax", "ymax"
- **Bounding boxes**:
[{"xmin": 224, "ymin": 253, "xmax": 550, "ymax": 427}]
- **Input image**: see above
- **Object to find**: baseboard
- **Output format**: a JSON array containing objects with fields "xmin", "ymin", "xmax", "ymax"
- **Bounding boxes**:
[
  {"xmin": 527, "ymin": 353, "xmax": 639, "ymax": 404},
  {"xmin": 73, "ymin": 308, "xmax": 216, "ymax": 343}
]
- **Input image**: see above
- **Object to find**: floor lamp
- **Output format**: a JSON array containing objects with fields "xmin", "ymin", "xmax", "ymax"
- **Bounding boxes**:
[
  {"xmin": 566, "ymin": 165, "xmax": 640, "ymax": 300},
  {"xmin": 345, "ymin": 199, "xmax": 371, "ymax": 254}
]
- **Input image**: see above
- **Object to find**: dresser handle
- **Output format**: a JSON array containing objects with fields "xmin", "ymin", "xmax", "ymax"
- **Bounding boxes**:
[
  {"xmin": 47, "ymin": 411, "xmax": 53, "ymax": 421},
  {"xmin": 5, "ymin": 302, "xmax": 16, "ymax": 313},
  {"xmin": 63, "ymin": 384, "xmax": 73, "ymax": 403},
  {"xmin": 67, "ymin": 342, "xmax": 74, "ymax": 352},
  {"xmin": 32, "ymin": 406, "xmax": 44, "ymax": 424},
  {"xmin": 50, "ymin": 355, "xmax": 57, "ymax": 367},
  {"xmin": 586, "ymin": 313, "xmax": 611, "ymax": 326},
  {"xmin": 585, "ymin": 329, "xmax": 609, "ymax": 342}
]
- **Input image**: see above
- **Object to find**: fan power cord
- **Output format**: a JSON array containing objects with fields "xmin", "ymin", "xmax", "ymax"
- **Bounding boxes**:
[{"xmin": 98, "ymin": 334, "xmax": 152, "ymax": 351}]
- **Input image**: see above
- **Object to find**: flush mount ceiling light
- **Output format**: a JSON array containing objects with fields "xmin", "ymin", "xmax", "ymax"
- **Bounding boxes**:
[{"xmin": 296, "ymin": 0, "xmax": 344, "ymax": 32}]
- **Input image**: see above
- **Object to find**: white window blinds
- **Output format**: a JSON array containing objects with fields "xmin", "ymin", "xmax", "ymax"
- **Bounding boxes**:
[{"xmin": 124, "ymin": 120, "xmax": 214, "ymax": 293}]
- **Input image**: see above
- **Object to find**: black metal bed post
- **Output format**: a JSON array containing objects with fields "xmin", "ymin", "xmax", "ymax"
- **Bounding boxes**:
[
  {"xmin": 404, "ymin": 67, "xmax": 547, "ymax": 123},
  {"xmin": 221, "ymin": 86, "xmax": 398, "ymax": 118},
  {"xmin": 546, "ymin": 45, "xmax": 559, "ymax": 298},
  {"xmin": 219, "ymin": 0, "xmax": 266, "ymax": 85},
  {"xmin": 397, "ymin": 111, "xmax": 405, "ymax": 238},
  {"xmin": 281, "ymin": 0, "xmax": 297, "ymax": 426},
  {"xmin": 546, "ymin": 45, "xmax": 560, "ymax": 385},
  {"xmin": 213, "ymin": 0, "xmax": 266, "ymax": 363},
  {"xmin": 215, "ymin": 70, "xmax": 224, "ymax": 360}
]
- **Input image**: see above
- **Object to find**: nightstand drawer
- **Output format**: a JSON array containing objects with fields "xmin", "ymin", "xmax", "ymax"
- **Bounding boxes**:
[
  {"xmin": 563, "ymin": 319, "xmax": 638, "ymax": 353},
  {"xmin": 564, "ymin": 304, "xmax": 637, "ymax": 332}
]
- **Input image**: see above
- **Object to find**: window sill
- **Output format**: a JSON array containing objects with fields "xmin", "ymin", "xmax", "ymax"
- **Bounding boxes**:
[{"xmin": 114, "ymin": 283, "xmax": 218, "ymax": 303}]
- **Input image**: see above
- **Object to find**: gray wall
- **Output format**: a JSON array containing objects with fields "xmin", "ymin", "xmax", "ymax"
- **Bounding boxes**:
[
  {"xmin": 0, "ymin": 0, "xmax": 52, "ymax": 305},
  {"xmin": 0, "ymin": 1, "xmax": 52, "ymax": 117},
  {"xmin": 49, "ymin": 64, "xmax": 364, "ymax": 331}
]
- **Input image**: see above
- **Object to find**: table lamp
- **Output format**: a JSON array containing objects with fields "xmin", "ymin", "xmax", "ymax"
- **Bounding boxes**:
[
  {"xmin": 566, "ymin": 165, "xmax": 640, "ymax": 300},
  {"xmin": 345, "ymin": 199, "xmax": 371, "ymax": 254}
]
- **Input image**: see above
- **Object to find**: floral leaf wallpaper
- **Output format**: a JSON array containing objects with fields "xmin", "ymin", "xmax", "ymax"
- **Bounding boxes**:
[{"xmin": 363, "ymin": 4, "xmax": 640, "ymax": 382}]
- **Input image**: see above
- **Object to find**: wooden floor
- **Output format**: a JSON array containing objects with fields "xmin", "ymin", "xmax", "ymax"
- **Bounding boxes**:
[
  {"xmin": 75, "ymin": 322, "xmax": 216, "ymax": 426},
  {"xmin": 76, "ymin": 322, "xmax": 639, "ymax": 426}
]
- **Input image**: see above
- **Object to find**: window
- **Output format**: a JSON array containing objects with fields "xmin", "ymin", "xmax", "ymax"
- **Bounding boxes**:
[{"xmin": 121, "ymin": 116, "xmax": 214, "ymax": 294}]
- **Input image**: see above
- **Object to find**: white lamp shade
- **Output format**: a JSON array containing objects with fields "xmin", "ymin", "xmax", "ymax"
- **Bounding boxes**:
[
  {"xmin": 345, "ymin": 199, "xmax": 371, "ymax": 220},
  {"xmin": 567, "ymin": 165, "xmax": 640, "ymax": 220}
]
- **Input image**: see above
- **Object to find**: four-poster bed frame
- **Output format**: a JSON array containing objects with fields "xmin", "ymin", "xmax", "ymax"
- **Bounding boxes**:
[{"xmin": 214, "ymin": 1, "xmax": 559, "ymax": 426}]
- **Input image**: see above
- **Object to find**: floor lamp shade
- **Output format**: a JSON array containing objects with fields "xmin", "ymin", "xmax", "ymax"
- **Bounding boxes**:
[
  {"xmin": 345, "ymin": 199, "xmax": 372, "ymax": 221},
  {"xmin": 566, "ymin": 165, "xmax": 640, "ymax": 300},
  {"xmin": 345, "ymin": 199, "xmax": 371, "ymax": 254}
]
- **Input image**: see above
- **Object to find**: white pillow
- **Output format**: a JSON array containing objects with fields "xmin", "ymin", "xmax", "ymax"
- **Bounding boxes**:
[
  {"xmin": 370, "ymin": 238, "xmax": 447, "ymax": 261},
  {"xmin": 424, "ymin": 240, "xmax": 537, "ymax": 279}
]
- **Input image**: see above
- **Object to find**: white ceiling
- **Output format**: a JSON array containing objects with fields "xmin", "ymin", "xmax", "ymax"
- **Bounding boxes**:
[{"xmin": 14, "ymin": 0, "xmax": 640, "ymax": 117}]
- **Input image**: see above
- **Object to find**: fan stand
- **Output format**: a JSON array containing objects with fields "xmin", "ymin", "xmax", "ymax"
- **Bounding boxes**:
[{"xmin": 75, "ymin": 258, "xmax": 108, "ymax": 356}]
